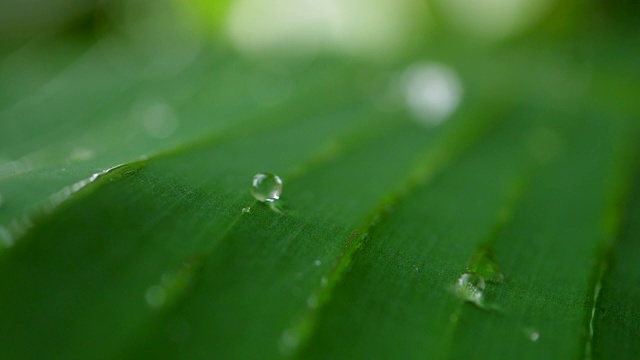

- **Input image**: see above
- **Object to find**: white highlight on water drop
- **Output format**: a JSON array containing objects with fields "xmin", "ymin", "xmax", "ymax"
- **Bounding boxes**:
[
  {"xmin": 403, "ymin": 62, "xmax": 463, "ymax": 126},
  {"xmin": 242, "ymin": 207, "xmax": 251, "ymax": 214},
  {"xmin": 251, "ymin": 173, "xmax": 283, "ymax": 202},
  {"xmin": 455, "ymin": 272, "xmax": 485, "ymax": 306},
  {"xmin": 314, "ymin": 259, "xmax": 322, "ymax": 266}
]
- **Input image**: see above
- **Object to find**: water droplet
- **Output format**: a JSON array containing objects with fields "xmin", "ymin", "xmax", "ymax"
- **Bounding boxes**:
[
  {"xmin": 403, "ymin": 62, "xmax": 463, "ymax": 126},
  {"xmin": 242, "ymin": 207, "xmax": 251, "ymax": 214},
  {"xmin": 455, "ymin": 273, "xmax": 485, "ymax": 306},
  {"xmin": 314, "ymin": 259, "xmax": 322, "ymax": 266},
  {"xmin": 467, "ymin": 249, "xmax": 504, "ymax": 284},
  {"xmin": 145, "ymin": 285, "xmax": 167, "ymax": 308},
  {"xmin": 251, "ymin": 173, "xmax": 283, "ymax": 202}
]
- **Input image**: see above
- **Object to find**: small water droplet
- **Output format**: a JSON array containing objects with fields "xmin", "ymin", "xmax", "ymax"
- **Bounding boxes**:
[
  {"xmin": 314, "ymin": 259, "xmax": 322, "ymax": 266},
  {"xmin": 467, "ymin": 249, "xmax": 504, "ymax": 284},
  {"xmin": 242, "ymin": 207, "xmax": 251, "ymax": 214},
  {"xmin": 455, "ymin": 273, "xmax": 485, "ymax": 306},
  {"xmin": 145, "ymin": 285, "xmax": 167, "ymax": 308},
  {"xmin": 320, "ymin": 276, "xmax": 328, "ymax": 287},
  {"xmin": 251, "ymin": 173, "xmax": 283, "ymax": 202}
]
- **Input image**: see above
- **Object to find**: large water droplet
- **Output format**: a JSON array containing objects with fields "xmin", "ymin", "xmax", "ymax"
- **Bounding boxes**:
[
  {"xmin": 455, "ymin": 272, "xmax": 485, "ymax": 306},
  {"xmin": 251, "ymin": 173, "xmax": 283, "ymax": 202}
]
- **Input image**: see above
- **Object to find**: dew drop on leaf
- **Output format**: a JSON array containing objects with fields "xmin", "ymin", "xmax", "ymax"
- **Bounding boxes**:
[
  {"xmin": 242, "ymin": 207, "xmax": 251, "ymax": 214},
  {"xmin": 455, "ymin": 272, "xmax": 485, "ymax": 306},
  {"xmin": 251, "ymin": 173, "xmax": 283, "ymax": 202},
  {"xmin": 467, "ymin": 249, "xmax": 504, "ymax": 284}
]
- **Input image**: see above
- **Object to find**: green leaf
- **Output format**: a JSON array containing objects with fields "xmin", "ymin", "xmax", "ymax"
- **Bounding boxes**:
[{"xmin": 0, "ymin": 31, "xmax": 639, "ymax": 360}]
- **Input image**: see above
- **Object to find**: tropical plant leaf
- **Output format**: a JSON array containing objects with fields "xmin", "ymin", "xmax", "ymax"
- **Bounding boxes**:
[{"xmin": 0, "ymin": 25, "xmax": 639, "ymax": 360}]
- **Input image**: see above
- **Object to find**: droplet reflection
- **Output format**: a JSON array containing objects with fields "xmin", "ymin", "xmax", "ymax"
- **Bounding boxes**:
[
  {"xmin": 251, "ymin": 173, "xmax": 283, "ymax": 202},
  {"xmin": 455, "ymin": 272, "xmax": 485, "ymax": 306}
]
